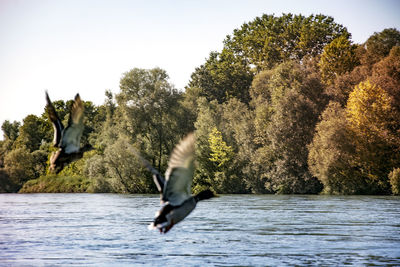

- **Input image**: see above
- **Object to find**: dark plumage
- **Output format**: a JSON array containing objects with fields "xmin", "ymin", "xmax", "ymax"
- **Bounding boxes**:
[
  {"xmin": 46, "ymin": 91, "xmax": 91, "ymax": 173},
  {"xmin": 133, "ymin": 133, "xmax": 215, "ymax": 233}
]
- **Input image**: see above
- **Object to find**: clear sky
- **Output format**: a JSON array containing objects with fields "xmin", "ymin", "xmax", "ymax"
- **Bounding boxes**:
[{"xmin": 0, "ymin": 0, "xmax": 399, "ymax": 139}]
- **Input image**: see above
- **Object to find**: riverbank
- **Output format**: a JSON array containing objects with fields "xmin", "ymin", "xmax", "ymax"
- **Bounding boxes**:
[{"xmin": 19, "ymin": 175, "xmax": 96, "ymax": 193}]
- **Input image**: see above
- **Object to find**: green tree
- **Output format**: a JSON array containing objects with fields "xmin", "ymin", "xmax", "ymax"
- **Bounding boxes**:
[
  {"xmin": 90, "ymin": 90, "xmax": 119, "ymax": 153},
  {"xmin": 389, "ymin": 168, "xmax": 400, "ymax": 195},
  {"xmin": 80, "ymin": 100, "xmax": 102, "ymax": 148},
  {"xmin": 116, "ymin": 67, "xmax": 186, "ymax": 173},
  {"xmin": 361, "ymin": 28, "xmax": 400, "ymax": 65},
  {"xmin": 224, "ymin": 13, "xmax": 348, "ymax": 70},
  {"xmin": 319, "ymin": 35, "xmax": 359, "ymax": 85},
  {"xmin": 208, "ymin": 127, "xmax": 234, "ymax": 168},
  {"xmin": 221, "ymin": 98, "xmax": 265, "ymax": 193},
  {"xmin": 186, "ymin": 50, "xmax": 253, "ymax": 104},
  {"xmin": 266, "ymin": 89, "xmax": 323, "ymax": 193},
  {"xmin": 4, "ymin": 147, "xmax": 37, "ymax": 190},
  {"xmin": 207, "ymin": 126, "xmax": 245, "ymax": 193},
  {"xmin": 308, "ymin": 102, "xmax": 365, "ymax": 194},
  {"xmin": 0, "ymin": 169, "xmax": 16, "ymax": 192},
  {"xmin": 250, "ymin": 61, "xmax": 327, "ymax": 193},
  {"xmin": 193, "ymin": 98, "xmax": 248, "ymax": 193},
  {"xmin": 1, "ymin": 120, "xmax": 21, "ymax": 167},
  {"xmin": 187, "ymin": 14, "xmax": 347, "ymax": 106},
  {"xmin": 1, "ymin": 120, "xmax": 20, "ymax": 141},
  {"xmin": 103, "ymin": 137, "xmax": 154, "ymax": 193},
  {"xmin": 84, "ymin": 91, "xmax": 124, "ymax": 192},
  {"xmin": 193, "ymin": 98, "xmax": 220, "ymax": 192},
  {"xmin": 14, "ymin": 115, "xmax": 47, "ymax": 152}
]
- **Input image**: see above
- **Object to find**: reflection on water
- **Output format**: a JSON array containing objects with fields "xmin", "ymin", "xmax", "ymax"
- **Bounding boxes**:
[{"xmin": 0, "ymin": 194, "xmax": 399, "ymax": 266}]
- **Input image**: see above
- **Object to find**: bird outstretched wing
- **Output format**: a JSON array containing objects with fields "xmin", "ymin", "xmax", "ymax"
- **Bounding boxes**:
[
  {"xmin": 45, "ymin": 91, "xmax": 64, "ymax": 147},
  {"xmin": 162, "ymin": 133, "xmax": 195, "ymax": 206},
  {"xmin": 129, "ymin": 147, "xmax": 165, "ymax": 193},
  {"xmin": 61, "ymin": 94, "xmax": 85, "ymax": 154}
]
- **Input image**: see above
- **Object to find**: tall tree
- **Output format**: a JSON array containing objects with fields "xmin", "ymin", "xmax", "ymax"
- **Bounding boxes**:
[
  {"xmin": 0, "ymin": 120, "xmax": 21, "ymax": 167},
  {"xmin": 193, "ymin": 98, "xmax": 220, "ymax": 193},
  {"xmin": 1, "ymin": 120, "xmax": 20, "ymax": 141},
  {"xmin": 186, "ymin": 50, "xmax": 253, "ymax": 104},
  {"xmin": 319, "ymin": 35, "xmax": 359, "ymax": 85},
  {"xmin": 251, "ymin": 61, "xmax": 327, "ymax": 193},
  {"xmin": 14, "ymin": 115, "xmax": 46, "ymax": 152},
  {"xmin": 324, "ymin": 29, "xmax": 400, "ymax": 106},
  {"xmin": 346, "ymin": 80, "xmax": 399, "ymax": 194},
  {"xmin": 116, "ymin": 67, "xmax": 186, "ymax": 172},
  {"xmin": 186, "ymin": 13, "xmax": 348, "ymax": 106},
  {"xmin": 308, "ymin": 102, "xmax": 365, "ymax": 194},
  {"xmin": 3, "ymin": 147, "xmax": 39, "ymax": 190},
  {"xmin": 361, "ymin": 28, "xmax": 400, "ymax": 66},
  {"xmin": 369, "ymin": 46, "xmax": 400, "ymax": 116},
  {"xmin": 193, "ymin": 98, "xmax": 248, "ymax": 193},
  {"xmin": 224, "ymin": 13, "xmax": 349, "ymax": 70},
  {"xmin": 221, "ymin": 98, "xmax": 264, "ymax": 193}
]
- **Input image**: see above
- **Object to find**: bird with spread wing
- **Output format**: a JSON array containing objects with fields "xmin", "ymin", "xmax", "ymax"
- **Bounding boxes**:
[
  {"xmin": 133, "ymin": 133, "xmax": 215, "ymax": 233},
  {"xmin": 45, "ymin": 91, "xmax": 91, "ymax": 173}
]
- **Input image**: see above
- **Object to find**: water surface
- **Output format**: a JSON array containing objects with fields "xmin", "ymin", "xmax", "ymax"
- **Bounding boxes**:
[{"xmin": 1, "ymin": 194, "xmax": 399, "ymax": 266}]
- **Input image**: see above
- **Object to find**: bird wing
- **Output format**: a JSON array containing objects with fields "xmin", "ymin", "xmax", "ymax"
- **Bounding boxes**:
[
  {"xmin": 45, "ymin": 91, "xmax": 64, "ymax": 147},
  {"xmin": 163, "ymin": 133, "xmax": 195, "ymax": 206},
  {"xmin": 61, "ymin": 94, "xmax": 85, "ymax": 154},
  {"xmin": 129, "ymin": 147, "xmax": 165, "ymax": 193}
]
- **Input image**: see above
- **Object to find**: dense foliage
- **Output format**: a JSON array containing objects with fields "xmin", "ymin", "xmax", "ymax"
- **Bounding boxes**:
[{"xmin": 0, "ymin": 14, "xmax": 399, "ymax": 195}]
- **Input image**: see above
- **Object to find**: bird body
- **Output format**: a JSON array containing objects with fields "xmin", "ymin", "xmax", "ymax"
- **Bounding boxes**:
[
  {"xmin": 133, "ymin": 133, "xmax": 214, "ymax": 233},
  {"xmin": 151, "ymin": 197, "xmax": 197, "ymax": 233},
  {"xmin": 46, "ymin": 92, "xmax": 89, "ymax": 173}
]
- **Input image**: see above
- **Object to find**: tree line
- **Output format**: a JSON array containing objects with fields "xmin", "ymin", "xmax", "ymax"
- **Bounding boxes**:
[{"xmin": 1, "ymin": 14, "xmax": 399, "ymax": 195}]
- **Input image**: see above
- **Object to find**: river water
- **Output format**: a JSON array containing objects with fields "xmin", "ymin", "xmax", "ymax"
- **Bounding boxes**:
[{"xmin": 0, "ymin": 194, "xmax": 399, "ymax": 266}]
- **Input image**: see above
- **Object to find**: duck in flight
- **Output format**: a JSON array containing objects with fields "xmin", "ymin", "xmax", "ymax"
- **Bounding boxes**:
[
  {"xmin": 46, "ymin": 91, "xmax": 90, "ymax": 173},
  {"xmin": 133, "ymin": 133, "xmax": 215, "ymax": 233}
]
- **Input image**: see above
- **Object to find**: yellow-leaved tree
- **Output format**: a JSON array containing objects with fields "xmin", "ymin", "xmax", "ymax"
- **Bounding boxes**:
[
  {"xmin": 347, "ymin": 80, "xmax": 392, "ymax": 136},
  {"xmin": 208, "ymin": 127, "xmax": 234, "ymax": 168},
  {"xmin": 346, "ymin": 80, "xmax": 398, "ymax": 193}
]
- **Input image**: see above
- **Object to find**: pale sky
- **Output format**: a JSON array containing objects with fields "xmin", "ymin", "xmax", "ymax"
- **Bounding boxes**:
[{"xmin": 1, "ymin": 0, "xmax": 399, "ymax": 139}]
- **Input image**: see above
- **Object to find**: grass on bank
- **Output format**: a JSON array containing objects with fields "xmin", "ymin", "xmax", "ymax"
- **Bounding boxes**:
[{"xmin": 19, "ymin": 175, "xmax": 96, "ymax": 193}]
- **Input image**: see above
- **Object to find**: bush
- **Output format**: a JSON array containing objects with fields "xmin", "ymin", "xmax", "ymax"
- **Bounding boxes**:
[
  {"xmin": 389, "ymin": 168, "xmax": 400, "ymax": 195},
  {"xmin": 19, "ymin": 175, "xmax": 96, "ymax": 193},
  {"xmin": 0, "ymin": 169, "xmax": 18, "ymax": 192}
]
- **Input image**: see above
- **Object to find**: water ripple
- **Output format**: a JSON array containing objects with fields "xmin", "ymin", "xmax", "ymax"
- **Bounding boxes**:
[{"xmin": 0, "ymin": 194, "xmax": 400, "ymax": 266}]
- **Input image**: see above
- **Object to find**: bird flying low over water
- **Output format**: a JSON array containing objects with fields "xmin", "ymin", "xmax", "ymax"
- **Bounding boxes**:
[
  {"xmin": 133, "ymin": 133, "xmax": 215, "ymax": 233},
  {"xmin": 46, "ymin": 91, "xmax": 91, "ymax": 173}
]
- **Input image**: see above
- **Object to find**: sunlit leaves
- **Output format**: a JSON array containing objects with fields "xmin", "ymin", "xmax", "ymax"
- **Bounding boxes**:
[
  {"xmin": 346, "ymin": 80, "xmax": 392, "ymax": 136},
  {"xmin": 208, "ymin": 127, "xmax": 234, "ymax": 168},
  {"xmin": 345, "ymin": 80, "xmax": 398, "ymax": 193},
  {"xmin": 319, "ymin": 35, "xmax": 359, "ymax": 85},
  {"xmin": 389, "ymin": 168, "xmax": 400, "ymax": 195},
  {"xmin": 224, "ymin": 13, "xmax": 348, "ymax": 70},
  {"xmin": 187, "ymin": 14, "xmax": 347, "ymax": 106}
]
